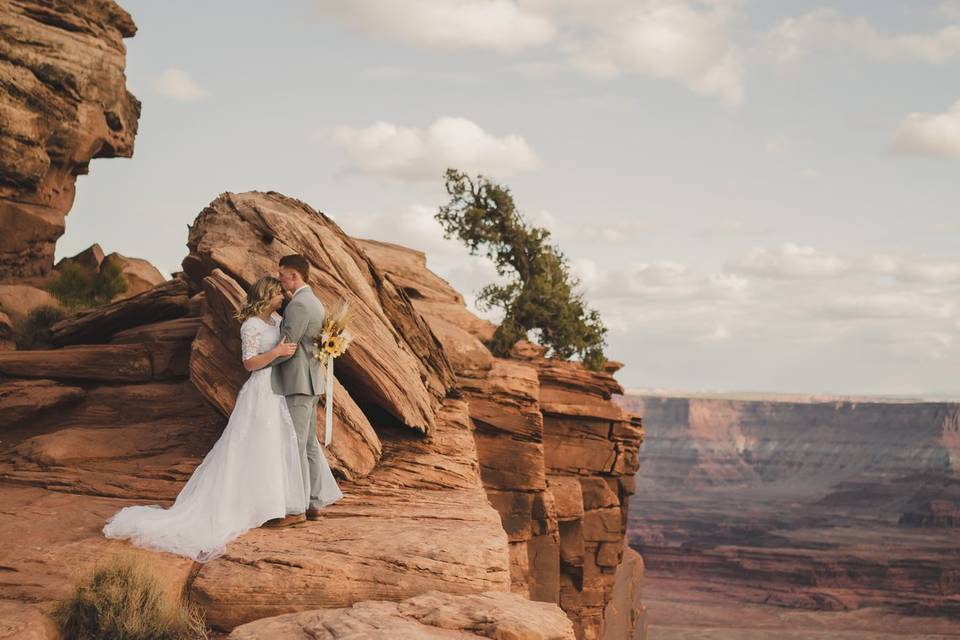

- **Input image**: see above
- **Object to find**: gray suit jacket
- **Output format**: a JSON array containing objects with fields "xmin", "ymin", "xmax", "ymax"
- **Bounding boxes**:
[{"xmin": 271, "ymin": 286, "xmax": 326, "ymax": 397}]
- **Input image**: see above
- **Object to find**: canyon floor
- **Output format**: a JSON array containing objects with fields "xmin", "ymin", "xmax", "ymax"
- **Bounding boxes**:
[
  {"xmin": 630, "ymin": 495, "xmax": 960, "ymax": 639},
  {"xmin": 620, "ymin": 394, "xmax": 960, "ymax": 639},
  {"xmin": 645, "ymin": 586, "xmax": 960, "ymax": 639}
]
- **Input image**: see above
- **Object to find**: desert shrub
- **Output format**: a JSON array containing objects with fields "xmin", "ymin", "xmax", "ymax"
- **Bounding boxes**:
[
  {"xmin": 13, "ymin": 305, "xmax": 66, "ymax": 350},
  {"xmin": 48, "ymin": 261, "xmax": 128, "ymax": 309},
  {"xmin": 436, "ymin": 168, "xmax": 608, "ymax": 370},
  {"xmin": 91, "ymin": 259, "xmax": 129, "ymax": 302},
  {"xmin": 52, "ymin": 555, "xmax": 208, "ymax": 640}
]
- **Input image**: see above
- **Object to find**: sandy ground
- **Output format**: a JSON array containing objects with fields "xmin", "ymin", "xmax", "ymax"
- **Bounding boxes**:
[{"xmin": 645, "ymin": 578, "xmax": 960, "ymax": 640}]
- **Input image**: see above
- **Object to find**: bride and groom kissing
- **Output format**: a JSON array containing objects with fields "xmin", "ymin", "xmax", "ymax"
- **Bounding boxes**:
[{"xmin": 103, "ymin": 254, "xmax": 343, "ymax": 562}]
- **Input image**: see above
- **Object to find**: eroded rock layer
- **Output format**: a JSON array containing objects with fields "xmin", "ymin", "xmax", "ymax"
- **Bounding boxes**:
[
  {"xmin": 361, "ymin": 238, "xmax": 645, "ymax": 640},
  {"xmin": 620, "ymin": 394, "xmax": 960, "ymax": 629},
  {"xmin": 0, "ymin": 0, "xmax": 140, "ymax": 280},
  {"xmin": 0, "ymin": 191, "xmax": 645, "ymax": 638}
]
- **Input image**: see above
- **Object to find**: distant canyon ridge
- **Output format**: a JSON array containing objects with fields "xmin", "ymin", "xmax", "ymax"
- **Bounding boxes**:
[{"xmin": 617, "ymin": 392, "xmax": 960, "ymax": 639}]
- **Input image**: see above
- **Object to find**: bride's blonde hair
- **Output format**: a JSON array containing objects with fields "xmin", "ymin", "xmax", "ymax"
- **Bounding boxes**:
[{"xmin": 235, "ymin": 276, "xmax": 283, "ymax": 321}]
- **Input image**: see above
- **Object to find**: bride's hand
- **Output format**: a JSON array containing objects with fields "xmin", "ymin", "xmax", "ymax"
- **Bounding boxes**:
[{"xmin": 274, "ymin": 336, "xmax": 297, "ymax": 357}]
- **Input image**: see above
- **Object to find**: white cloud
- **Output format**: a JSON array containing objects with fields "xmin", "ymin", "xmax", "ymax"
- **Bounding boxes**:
[
  {"xmin": 153, "ymin": 68, "xmax": 207, "ymax": 102},
  {"xmin": 770, "ymin": 8, "xmax": 960, "ymax": 63},
  {"xmin": 814, "ymin": 292, "xmax": 956, "ymax": 322},
  {"xmin": 556, "ymin": 1, "xmax": 745, "ymax": 105},
  {"xmin": 312, "ymin": 0, "xmax": 555, "ymax": 53},
  {"xmin": 729, "ymin": 244, "xmax": 960, "ymax": 285},
  {"xmin": 730, "ymin": 243, "xmax": 847, "ymax": 279},
  {"xmin": 863, "ymin": 253, "xmax": 960, "ymax": 284},
  {"xmin": 317, "ymin": 0, "xmax": 745, "ymax": 105},
  {"xmin": 331, "ymin": 117, "xmax": 541, "ymax": 182},
  {"xmin": 892, "ymin": 99, "xmax": 960, "ymax": 158},
  {"xmin": 579, "ymin": 259, "xmax": 748, "ymax": 303}
]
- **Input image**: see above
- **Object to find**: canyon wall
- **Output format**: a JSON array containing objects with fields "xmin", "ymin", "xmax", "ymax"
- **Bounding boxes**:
[
  {"xmin": 0, "ymin": 3, "xmax": 646, "ymax": 636},
  {"xmin": 619, "ymin": 393, "xmax": 960, "ymax": 630},
  {"xmin": 0, "ymin": 191, "xmax": 646, "ymax": 640},
  {"xmin": 0, "ymin": 0, "xmax": 140, "ymax": 281}
]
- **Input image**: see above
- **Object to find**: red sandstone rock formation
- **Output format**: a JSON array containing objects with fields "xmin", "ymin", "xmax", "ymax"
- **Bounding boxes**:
[
  {"xmin": 0, "ymin": 3, "xmax": 646, "ymax": 636},
  {"xmin": 0, "ymin": 198, "xmax": 645, "ymax": 638},
  {"xmin": 0, "ymin": 284, "xmax": 60, "ymax": 319},
  {"xmin": 182, "ymin": 191, "xmax": 456, "ymax": 436},
  {"xmin": 53, "ymin": 243, "xmax": 166, "ymax": 301},
  {"xmin": 228, "ymin": 590, "xmax": 578, "ymax": 639},
  {"xmin": 0, "ymin": 1, "xmax": 140, "ymax": 280},
  {"xmin": 359, "ymin": 237, "xmax": 645, "ymax": 640}
]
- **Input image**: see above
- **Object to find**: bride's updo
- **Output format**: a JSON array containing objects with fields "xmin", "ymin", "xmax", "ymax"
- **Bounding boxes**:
[{"xmin": 235, "ymin": 276, "xmax": 283, "ymax": 321}]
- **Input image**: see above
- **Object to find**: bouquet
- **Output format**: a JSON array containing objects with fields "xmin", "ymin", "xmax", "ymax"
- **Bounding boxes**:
[{"xmin": 312, "ymin": 300, "xmax": 352, "ymax": 445}]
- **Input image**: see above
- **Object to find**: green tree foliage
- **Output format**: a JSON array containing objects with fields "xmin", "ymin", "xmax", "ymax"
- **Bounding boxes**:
[
  {"xmin": 436, "ymin": 169, "xmax": 608, "ymax": 370},
  {"xmin": 47, "ymin": 261, "xmax": 128, "ymax": 309}
]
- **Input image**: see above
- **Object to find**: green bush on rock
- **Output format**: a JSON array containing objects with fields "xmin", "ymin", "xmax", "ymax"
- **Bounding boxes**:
[{"xmin": 47, "ymin": 260, "xmax": 128, "ymax": 310}]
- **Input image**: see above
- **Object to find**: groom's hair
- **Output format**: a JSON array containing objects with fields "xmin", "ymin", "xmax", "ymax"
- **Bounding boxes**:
[{"xmin": 279, "ymin": 254, "xmax": 310, "ymax": 281}]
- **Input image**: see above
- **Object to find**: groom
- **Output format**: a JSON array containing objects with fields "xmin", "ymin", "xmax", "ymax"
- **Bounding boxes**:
[{"xmin": 263, "ymin": 254, "xmax": 328, "ymax": 528}]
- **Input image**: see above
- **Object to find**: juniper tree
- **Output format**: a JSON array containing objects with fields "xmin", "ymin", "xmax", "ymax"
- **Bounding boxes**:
[{"xmin": 436, "ymin": 168, "xmax": 608, "ymax": 371}]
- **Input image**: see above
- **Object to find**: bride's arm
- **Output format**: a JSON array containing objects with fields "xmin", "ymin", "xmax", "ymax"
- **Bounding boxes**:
[
  {"xmin": 240, "ymin": 320, "xmax": 297, "ymax": 371},
  {"xmin": 242, "ymin": 337, "xmax": 295, "ymax": 372}
]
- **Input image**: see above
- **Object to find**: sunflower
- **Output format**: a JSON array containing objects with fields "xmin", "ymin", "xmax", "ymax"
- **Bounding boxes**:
[{"xmin": 312, "ymin": 300, "xmax": 353, "ymax": 364}]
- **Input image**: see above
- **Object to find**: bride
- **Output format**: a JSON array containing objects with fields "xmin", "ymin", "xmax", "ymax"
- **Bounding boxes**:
[{"xmin": 103, "ymin": 276, "xmax": 343, "ymax": 562}]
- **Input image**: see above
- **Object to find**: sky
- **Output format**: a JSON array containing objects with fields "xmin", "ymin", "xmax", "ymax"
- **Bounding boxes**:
[{"xmin": 57, "ymin": 1, "xmax": 960, "ymax": 398}]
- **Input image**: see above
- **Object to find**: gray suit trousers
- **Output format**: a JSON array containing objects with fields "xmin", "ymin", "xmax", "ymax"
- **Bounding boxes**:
[{"xmin": 285, "ymin": 393, "xmax": 325, "ymax": 511}]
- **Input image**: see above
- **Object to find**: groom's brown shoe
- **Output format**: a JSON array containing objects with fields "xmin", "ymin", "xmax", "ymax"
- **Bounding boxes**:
[
  {"xmin": 262, "ymin": 513, "xmax": 306, "ymax": 528},
  {"xmin": 306, "ymin": 507, "xmax": 322, "ymax": 521}
]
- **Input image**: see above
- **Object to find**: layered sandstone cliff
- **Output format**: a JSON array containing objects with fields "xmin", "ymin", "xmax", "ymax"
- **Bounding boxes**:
[
  {"xmin": 619, "ymin": 394, "xmax": 960, "ymax": 631},
  {"xmin": 0, "ymin": 191, "xmax": 646, "ymax": 639},
  {"xmin": 0, "ymin": 3, "xmax": 645, "ymax": 636},
  {"xmin": 0, "ymin": 0, "xmax": 140, "ymax": 280}
]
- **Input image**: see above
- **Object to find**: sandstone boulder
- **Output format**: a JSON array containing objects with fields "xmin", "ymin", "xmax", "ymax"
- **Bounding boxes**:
[
  {"xmin": 189, "ymin": 399, "xmax": 511, "ymax": 630},
  {"xmin": 182, "ymin": 191, "xmax": 455, "ymax": 435},
  {"xmin": 0, "ymin": 0, "xmax": 140, "ymax": 279},
  {"xmin": 103, "ymin": 251, "xmax": 167, "ymax": 299},
  {"xmin": 0, "ymin": 344, "xmax": 152, "ymax": 382},
  {"xmin": 356, "ymin": 238, "xmax": 497, "ymax": 359},
  {"xmin": 228, "ymin": 590, "xmax": 576, "ymax": 640},
  {"xmin": 0, "ymin": 487, "xmax": 195, "ymax": 622},
  {"xmin": 0, "ymin": 285, "xmax": 60, "ymax": 319},
  {"xmin": 0, "ymin": 379, "xmax": 85, "ymax": 429},
  {"xmin": 54, "ymin": 242, "xmax": 106, "ymax": 274},
  {"xmin": 49, "ymin": 277, "xmax": 189, "ymax": 346},
  {"xmin": 0, "ymin": 381, "xmax": 226, "ymax": 501},
  {"xmin": 51, "ymin": 244, "xmax": 166, "ymax": 302},
  {"xmin": 110, "ymin": 316, "xmax": 201, "ymax": 380},
  {"xmin": 358, "ymin": 232, "xmax": 646, "ymax": 640}
]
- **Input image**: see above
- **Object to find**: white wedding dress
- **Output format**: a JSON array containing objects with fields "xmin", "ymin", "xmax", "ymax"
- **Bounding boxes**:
[{"xmin": 103, "ymin": 312, "xmax": 343, "ymax": 562}]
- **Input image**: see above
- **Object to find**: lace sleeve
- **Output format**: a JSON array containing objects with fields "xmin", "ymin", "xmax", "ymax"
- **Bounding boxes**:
[{"xmin": 240, "ymin": 320, "xmax": 261, "ymax": 361}]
